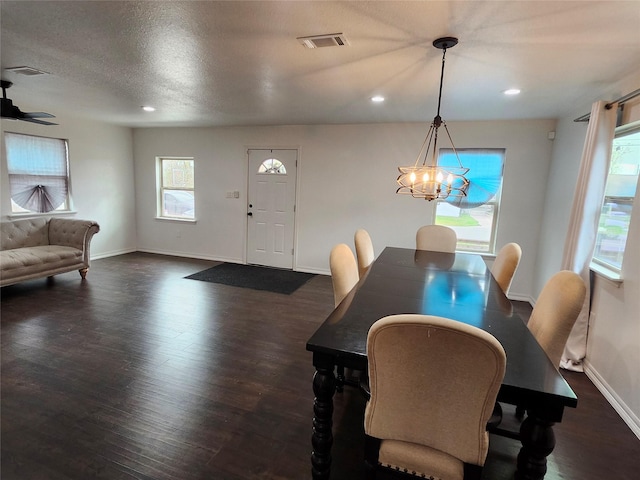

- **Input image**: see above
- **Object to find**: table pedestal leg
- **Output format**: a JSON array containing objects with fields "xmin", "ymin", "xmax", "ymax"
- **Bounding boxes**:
[
  {"xmin": 515, "ymin": 412, "xmax": 555, "ymax": 480},
  {"xmin": 311, "ymin": 355, "xmax": 336, "ymax": 480}
]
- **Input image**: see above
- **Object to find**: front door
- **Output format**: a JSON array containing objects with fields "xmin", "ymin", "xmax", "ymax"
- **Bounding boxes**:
[{"xmin": 246, "ymin": 149, "xmax": 297, "ymax": 269}]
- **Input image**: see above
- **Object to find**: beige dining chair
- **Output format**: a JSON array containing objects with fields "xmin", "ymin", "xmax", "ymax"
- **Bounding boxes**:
[
  {"xmin": 364, "ymin": 314, "xmax": 506, "ymax": 480},
  {"xmin": 490, "ymin": 270, "xmax": 586, "ymax": 432},
  {"xmin": 329, "ymin": 243, "xmax": 360, "ymax": 308},
  {"xmin": 491, "ymin": 242, "xmax": 522, "ymax": 295},
  {"xmin": 486, "ymin": 243, "xmax": 521, "ymax": 429},
  {"xmin": 329, "ymin": 243, "xmax": 361, "ymax": 391},
  {"xmin": 528, "ymin": 270, "xmax": 586, "ymax": 369},
  {"xmin": 354, "ymin": 228, "xmax": 375, "ymax": 278},
  {"xmin": 416, "ymin": 225, "xmax": 457, "ymax": 253}
]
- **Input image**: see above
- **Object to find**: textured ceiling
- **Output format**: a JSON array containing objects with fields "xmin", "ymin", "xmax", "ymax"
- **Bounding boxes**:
[{"xmin": 1, "ymin": 1, "xmax": 639, "ymax": 128}]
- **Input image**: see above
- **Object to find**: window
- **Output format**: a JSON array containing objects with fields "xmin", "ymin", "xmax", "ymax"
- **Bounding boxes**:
[
  {"xmin": 258, "ymin": 158, "xmax": 286, "ymax": 174},
  {"xmin": 434, "ymin": 149, "xmax": 505, "ymax": 254},
  {"xmin": 158, "ymin": 157, "xmax": 195, "ymax": 219},
  {"xmin": 4, "ymin": 132, "xmax": 71, "ymax": 214},
  {"xmin": 592, "ymin": 124, "xmax": 640, "ymax": 273}
]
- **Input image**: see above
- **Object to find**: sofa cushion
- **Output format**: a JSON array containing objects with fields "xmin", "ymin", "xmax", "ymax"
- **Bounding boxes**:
[
  {"xmin": 0, "ymin": 217, "xmax": 50, "ymax": 250},
  {"xmin": 0, "ymin": 246, "xmax": 83, "ymax": 274}
]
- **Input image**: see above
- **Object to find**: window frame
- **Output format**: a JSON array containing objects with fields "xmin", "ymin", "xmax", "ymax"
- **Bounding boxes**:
[
  {"xmin": 156, "ymin": 156, "xmax": 196, "ymax": 221},
  {"xmin": 4, "ymin": 131, "xmax": 73, "ymax": 217},
  {"xmin": 590, "ymin": 122, "xmax": 640, "ymax": 280},
  {"xmin": 432, "ymin": 148, "xmax": 505, "ymax": 255}
]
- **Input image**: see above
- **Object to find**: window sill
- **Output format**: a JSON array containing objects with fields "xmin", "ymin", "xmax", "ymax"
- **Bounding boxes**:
[
  {"xmin": 590, "ymin": 262, "xmax": 623, "ymax": 286},
  {"xmin": 155, "ymin": 216, "xmax": 197, "ymax": 224},
  {"xmin": 8, "ymin": 211, "xmax": 77, "ymax": 220}
]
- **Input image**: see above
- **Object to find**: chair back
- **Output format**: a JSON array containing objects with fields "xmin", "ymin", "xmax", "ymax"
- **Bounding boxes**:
[
  {"xmin": 365, "ymin": 314, "xmax": 506, "ymax": 467},
  {"xmin": 491, "ymin": 242, "xmax": 522, "ymax": 295},
  {"xmin": 416, "ymin": 225, "xmax": 457, "ymax": 253},
  {"xmin": 528, "ymin": 270, "xmax": 586, "ymax": 369},
  {"xmin": 354, "ymin": 229, "xmax": 375, "ymax": 278},
  {"xmin": 329, "ymin": 243, "xmax": 360, "ymax": 308}
]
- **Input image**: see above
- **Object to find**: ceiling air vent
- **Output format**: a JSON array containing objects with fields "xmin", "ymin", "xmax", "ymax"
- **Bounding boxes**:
[
  {"xmin": 297, "ymin": 33, "xmax": 349, "ymax": 49},
  {"xmin": 5, "ymin": 66, "xmax": 49, "ymax": 76}
]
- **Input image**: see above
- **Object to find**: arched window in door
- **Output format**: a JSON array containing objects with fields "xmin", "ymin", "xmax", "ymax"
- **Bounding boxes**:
[{"xmin": 258, "ymin": 158, "xmax": 287, "ymax": 174}]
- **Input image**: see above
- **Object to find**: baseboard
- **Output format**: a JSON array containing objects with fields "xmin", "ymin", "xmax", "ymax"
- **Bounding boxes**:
[
  {"xmin": 102, "ymin": 249, "xmax": 330, "ymax": 275},
  {"xmin": 136, "ymin": 248, "xmax": 242, "ymax": 264},
  {"xmin": 583, "ymin": 360, "xmax": 640, "ymax": 440},
  {"xmin": 91, "ymin": 247, "xmax": 137, "ymax": 260}
]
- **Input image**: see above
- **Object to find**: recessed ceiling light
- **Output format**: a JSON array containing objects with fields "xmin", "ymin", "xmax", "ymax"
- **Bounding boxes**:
[
  {"xmin": 141, "ymin": 106, "xmax": 156, "ymax": 112},
  {"xmin": 371, "ymin": 96, "xmax": 385, "ymax": 103},
  {"xmin": 503, "ymin": 89, "xmax": 521, "ymax": 96}
]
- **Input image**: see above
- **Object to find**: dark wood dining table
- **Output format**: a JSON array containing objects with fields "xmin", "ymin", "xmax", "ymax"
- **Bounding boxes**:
[{"xmin": 306, "ymin": 246, "xmax": 577, "ymax": 480}]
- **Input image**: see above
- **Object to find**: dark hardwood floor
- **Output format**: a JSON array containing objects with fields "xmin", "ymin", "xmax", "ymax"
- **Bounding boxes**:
[{"xmin": 1, "ymin": 253, "xmax": 638, "ymax": 480}]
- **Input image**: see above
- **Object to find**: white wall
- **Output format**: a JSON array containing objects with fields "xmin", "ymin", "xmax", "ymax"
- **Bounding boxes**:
[
  {"xmin": 535, "ymin": 70, "xmax": 640, "ymax": 436},
  {"xmin": 1, "ymin": 114, "xmax": 137, "ymax": 257},
  {"xmin": 133, "ymin": 119, "xmax": 556, "ymax": 298}
]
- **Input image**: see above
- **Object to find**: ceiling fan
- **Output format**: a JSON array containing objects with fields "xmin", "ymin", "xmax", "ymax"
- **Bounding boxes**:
[{"xmin": 1, "ymin": 80, "xmax": 57, "ymax": 125}]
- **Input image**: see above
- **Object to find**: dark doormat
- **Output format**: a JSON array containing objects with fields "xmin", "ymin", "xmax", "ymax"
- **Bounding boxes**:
[{"xmin": 185, "ymin": 263, "xmax": 316, "ymax": 294}]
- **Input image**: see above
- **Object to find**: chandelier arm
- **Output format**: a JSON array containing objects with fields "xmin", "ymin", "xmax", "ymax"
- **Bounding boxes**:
[
  {"xmin": 414, "ymin": 124, "xmax": 435, "ymax": 167},
  {"xmin": 421, "ymin": 124, "xmax": 437, "ymax": 167},
  {"xmin": 442, "ymin": 123, "xmax": 465, "ymax": 168}
]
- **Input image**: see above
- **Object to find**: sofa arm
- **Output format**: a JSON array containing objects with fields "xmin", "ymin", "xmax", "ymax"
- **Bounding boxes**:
[{"xmin": 48, "ymin": 218, "xmax": 100, "ymax": 264}]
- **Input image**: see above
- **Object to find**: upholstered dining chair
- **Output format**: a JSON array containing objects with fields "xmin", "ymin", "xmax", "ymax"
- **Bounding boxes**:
[
  {"xmin": 491, "ymin": 242, "xmax": 522, "ymax": 295},
  {"xmin": 329, "ymin": 243, "xmax": 361, "ymax": 391},
  {"xmin": 490, "ymin": 270, "xmax": 586, "ymax": 433},
  {"xmin": 486, "ymin": 242, "xmax": 522, "ymax": 428},
  {"xmin": 528, "ymin": 270, "xmax": 586, "ymax": 369},
  {"xmin": 354, "ymin": 228, "xmax": 375, "ymax": 278},
  {"xmin": 364, "ymin": 314, "xmax": 506, "ymax": 480},
  {"xmin": 416, "ymin": 225, "xmax": 457, "ymax": 253},
  {"xmin": 329, "ymin": 243, "xmax": 360, "ymax": 308}
]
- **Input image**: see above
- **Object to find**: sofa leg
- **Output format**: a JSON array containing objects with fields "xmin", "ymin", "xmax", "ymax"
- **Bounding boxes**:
[{"xmin": 79, "ymin": 268, "xmax": 89, "ymax": 279}]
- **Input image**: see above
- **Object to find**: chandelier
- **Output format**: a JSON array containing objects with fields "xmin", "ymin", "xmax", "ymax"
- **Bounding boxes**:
[{"xmin": 396, "ymin": 37, "xmax": 469, "ymax": 201}]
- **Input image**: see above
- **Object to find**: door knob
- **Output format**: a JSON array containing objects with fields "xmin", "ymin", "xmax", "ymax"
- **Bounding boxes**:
[{"xmin": 247, "ymin": 212, "xmax": 253, "ymax": 216}]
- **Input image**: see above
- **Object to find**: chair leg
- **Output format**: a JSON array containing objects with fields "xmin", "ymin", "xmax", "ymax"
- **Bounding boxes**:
[
  {"xmin": 487, "ymin": 402, "xmax": 503, "ymax": 430},
  {"xmin": 463, "ymin": 463, "xmax": 483, "ymax": 480},
  {"xmin": 336, "ymin": 364, "xmax": 345, "ymax": 392},
  {"xmin": 364, "ymin": 435, "xmax": 380, "ymax": 480},
  {"xmin": 359, "ymin": 370, "xmax": 371, "ymax": 400}
]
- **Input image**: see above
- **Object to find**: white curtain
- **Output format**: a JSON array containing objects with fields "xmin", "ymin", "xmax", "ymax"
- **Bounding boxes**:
[{"xmin": 560, "ymin": 101, "xmax": 618, "ymax": 371}]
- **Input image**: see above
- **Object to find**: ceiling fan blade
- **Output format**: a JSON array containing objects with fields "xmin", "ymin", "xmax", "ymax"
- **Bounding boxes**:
[
  {"xmin": 21, "ymin": 117, "xmax": 58, "ymax": 126},
  {"xmin": 22, "ymin": 111, "xmax": 55, "ymax": 119},
  {"xmin": 1, "ymin": 80, "xmax": 57, "ymax": 125}
]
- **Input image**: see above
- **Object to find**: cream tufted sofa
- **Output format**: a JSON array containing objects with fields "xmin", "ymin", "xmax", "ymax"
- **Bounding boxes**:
[{"xmin": 0, "ymin": 217, "xmax": 100, "ymax": 287}]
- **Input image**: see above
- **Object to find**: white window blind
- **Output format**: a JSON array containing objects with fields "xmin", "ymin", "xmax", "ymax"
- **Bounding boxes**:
[{"xmin": 5, "ymin": 132, "xmax": 70, "ymax": 213}]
